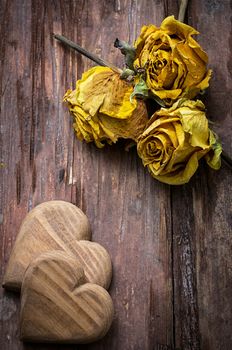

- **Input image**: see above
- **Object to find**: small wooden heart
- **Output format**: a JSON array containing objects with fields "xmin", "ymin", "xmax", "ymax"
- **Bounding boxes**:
[
  {"xmin": 3, "ymin": 200, "xmax": 91, "ymax": 291},
  {"xmin": 71, "ymin": 240, "xmax": 112, "ymax": 290},
  {"xmin": 3, "ymin": 201, "xmax": 112, "ymax": 290},
  {"xmin": 20, "ymin": 251, "xmax": 114, "ymax": 344}
]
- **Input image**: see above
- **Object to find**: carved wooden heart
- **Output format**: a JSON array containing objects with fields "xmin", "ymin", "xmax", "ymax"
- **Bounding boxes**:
[
  {"xmin": 3, "ymin": 200, "xmax": 91, "ymax": 291},
  {"xmin": 3, "ymin": 201, "xmax": 112, "ymax": 291},
  {"xmin": 20, "ymin": 251, "xmax": 114, "ymax": 343},
  {"xmin": 71, "ymin": 240, "xmax": 112, "ymax": 289}
]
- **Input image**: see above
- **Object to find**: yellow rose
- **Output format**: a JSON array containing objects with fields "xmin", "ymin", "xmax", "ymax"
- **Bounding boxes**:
[
  {"xmin": 64, "ymin": 66, "xmax": 148, "ymax": 148},
  {"xmin": 137, "ymin": 99, "xmax": 222, "ymax": 185},
  {"xmin": 134, "ymin": 16, "xmax": 211, "ymax": 105}
]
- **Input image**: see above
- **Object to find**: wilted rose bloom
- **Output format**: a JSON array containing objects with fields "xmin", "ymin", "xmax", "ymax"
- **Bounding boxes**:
[
  {"xmin": 64, "ymin": 66, "xmax": 148, "ymax": 148},
  {"xmin": 134, "ymin": 16, "xmax": 211, "ymax": 105},
  {"xmin": 137, "ymin": 99, "xmax": 222, "ymax": 185}
]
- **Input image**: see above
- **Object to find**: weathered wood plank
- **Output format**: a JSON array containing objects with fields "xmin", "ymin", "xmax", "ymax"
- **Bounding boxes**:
[
  {"xmin": 1, "ymin": 1, "xmax": 231, "ymax": 350},
  {"xmin": 172, "ymin": 1, "xmax": 232, "ymax": 349},
  {"xmin": 0, "ymin": 1, "xmax": 178, "ymax": 349},
  {"xmin": 191, "ymin": 2, "xmax": 232, "ymax": 349}
]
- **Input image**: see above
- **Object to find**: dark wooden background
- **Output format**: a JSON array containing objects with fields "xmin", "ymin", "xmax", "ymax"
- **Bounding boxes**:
[{"xmin": 0, "ymin": 1, "xmax": 231, "ymax": 349}]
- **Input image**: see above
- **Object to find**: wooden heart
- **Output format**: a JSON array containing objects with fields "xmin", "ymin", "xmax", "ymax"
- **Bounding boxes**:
[
  {"xmin": 3, "ymin": 201, "xmax": 112, "ymax": 289},
  {"xmin": 70, "ymin": 240, "xmax": 112, "ymax": 290},
  {"xmin": 3, "ymin": 200, "xmax": 91, "ymax": 291},
  {"xmin": 20, "ymin": 251, "xmax": 114, "ymax": 343}
]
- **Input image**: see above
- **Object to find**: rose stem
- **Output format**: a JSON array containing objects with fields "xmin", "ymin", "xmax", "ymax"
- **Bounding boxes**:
[
  {"xmin": 53, "ymin": 34, "xmax": 122, "ymax": 74},
  {"xmin": 178, "ymin": 0, "xmax": 189, "ymax": 22}
]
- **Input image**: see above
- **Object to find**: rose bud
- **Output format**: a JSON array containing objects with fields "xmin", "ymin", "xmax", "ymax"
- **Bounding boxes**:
[
  {"xmin": 134, "ymin": 16, "xmax": 211, "ymax": 105},
  {"xmin": 137, "ymin": 99, "xmax": 222, "ymax": 185},
  {"xmin": 64, "ymin": 66, "xmax": 148, "ymax": 148}
]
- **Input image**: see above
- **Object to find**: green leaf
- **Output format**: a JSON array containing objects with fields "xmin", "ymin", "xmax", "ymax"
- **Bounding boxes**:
[
  {"xmin": 120, "ymin": 68, "xmax": 135, "ymax": 81},
  {"xmin": 130, "ymin": 78, "xmax": 149, "ymax": 102},
  {"xmin": 205, "ymin": 130, "xmax": 222, "ymax": 170},
  {"xmin": 114, "ymin": 38, "xmax": 136, "ymax": 70},
  {"xmin": 149, "ymin": 92, "xmax": 166, "ymax": 107}
]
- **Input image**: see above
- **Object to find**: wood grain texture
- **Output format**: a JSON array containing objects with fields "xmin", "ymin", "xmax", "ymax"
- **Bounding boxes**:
[
  {"xmin": 20, "ymin": 251, "xmax": 114, "ymax": 343},
  {"xmin": 3, "ymin": 200, "xmax": 112, "ymax": 291},
  {"xmin": 182, "ymin": 2, "xmax": 232, "ymax": 349},
  {"xmin": 0, "ymin": 0, "xmax": 231, "ymax": 350},
  {"xmin": 3, "ymin": 200, "xmax": 91, "ymax": 290}
]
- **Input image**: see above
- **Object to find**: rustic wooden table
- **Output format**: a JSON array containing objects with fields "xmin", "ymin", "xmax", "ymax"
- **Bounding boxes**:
[{"xmin": 0, "ymin": 1, "xmax": 232, "ymax": 349}]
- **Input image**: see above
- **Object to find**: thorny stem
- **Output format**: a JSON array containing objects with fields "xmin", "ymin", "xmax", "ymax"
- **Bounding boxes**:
[
  {"xmin": 178, "ymin": 0, "xmax": 189, "ymax": 22},
  {"xmin": 53, "ymin": 34, "xmax": 122, "ymax": 74},
  {"xmin": 54, "ymin": 32, "xmax": 232, "ymax": 170}
]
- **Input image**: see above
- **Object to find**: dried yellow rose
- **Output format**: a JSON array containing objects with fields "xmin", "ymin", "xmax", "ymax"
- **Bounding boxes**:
[
  {"xmin": 137, "ymin": 99, "xmax": 222, "ymax": 185},
  {"xmin": 134, "ymin": 16, "xmax": 211, "ymax": 105},
  {"xmin": 64, "ymin": 66, "xmax": 148, "ymax": 148}
]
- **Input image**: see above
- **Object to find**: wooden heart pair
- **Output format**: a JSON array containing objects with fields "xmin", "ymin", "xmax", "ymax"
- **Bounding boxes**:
[{"xmin": 3, "ymin": 201, "xmax": 114, "ymax": 344}]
